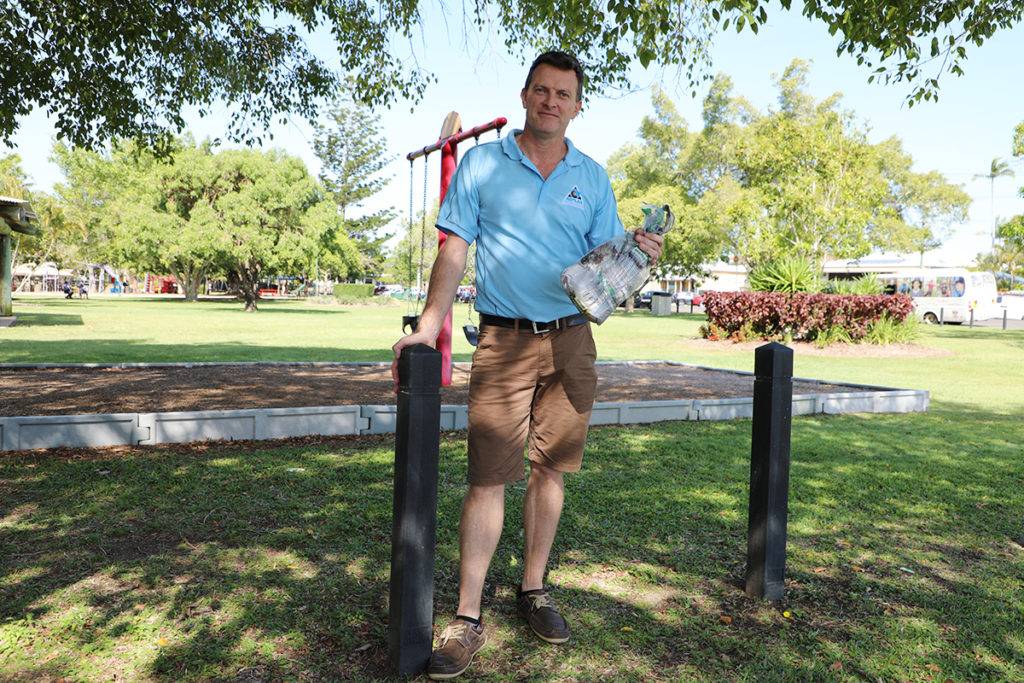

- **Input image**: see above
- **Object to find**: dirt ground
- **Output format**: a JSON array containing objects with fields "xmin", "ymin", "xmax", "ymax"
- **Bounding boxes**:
[{"xmin": 0, "ymin": 342, "xmax": 945, "ymax": 418}]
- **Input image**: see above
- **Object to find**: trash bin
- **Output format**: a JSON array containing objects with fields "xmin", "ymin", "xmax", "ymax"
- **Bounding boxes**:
[{"xmin": 651, "ymin": 292, "xmax": 671, "ymax": 316}]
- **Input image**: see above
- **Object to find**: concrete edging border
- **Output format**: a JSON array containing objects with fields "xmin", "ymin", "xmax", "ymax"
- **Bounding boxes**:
[{"xmin": 0, "ymin": 360, "xmax": 929, "ymax": 452}]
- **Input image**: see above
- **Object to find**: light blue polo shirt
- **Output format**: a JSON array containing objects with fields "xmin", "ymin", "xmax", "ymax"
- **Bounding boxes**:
[{"xmin": 437, "ymin": 130, "xmax": 623, "ymax": 322}]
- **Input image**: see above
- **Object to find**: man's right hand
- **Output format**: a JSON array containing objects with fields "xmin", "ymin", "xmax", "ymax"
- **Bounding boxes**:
[
  {"xmin": 391, "ymin": 329, "xmax": 438, "ymax": 393},
  {"xmin": 389, "ymin": 233, "xmax": 471, "ymax": 392}
]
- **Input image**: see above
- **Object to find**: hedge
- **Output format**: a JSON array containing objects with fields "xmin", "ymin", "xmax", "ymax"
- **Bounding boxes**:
[
  {"xmin": 333, "ymin": 283, "xmax": 374, "ymax": 299},
  {"xmin": 702, "ymin": 291, "xmax": 915, "ymax": 342}
]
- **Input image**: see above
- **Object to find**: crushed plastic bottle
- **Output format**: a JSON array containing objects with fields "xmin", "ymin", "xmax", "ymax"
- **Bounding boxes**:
[{"xmin": 561, "ymin": 203, "xmax": 674, "ymax": 324}]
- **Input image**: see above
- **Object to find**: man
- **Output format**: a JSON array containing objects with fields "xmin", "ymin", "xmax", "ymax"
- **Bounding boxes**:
[{"xmin": 391, "ymin": 50, "xmax": 663, "ymax": 680}]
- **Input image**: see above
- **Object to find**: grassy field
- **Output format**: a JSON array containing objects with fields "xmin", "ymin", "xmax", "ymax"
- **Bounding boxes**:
[
  {"xmin": 1, "ymin": 295, "xmax": 1023, "ymax": 681},
  {"xmin": 2, "ymin": 294, "xmax": 1021, "ymax": 410}
]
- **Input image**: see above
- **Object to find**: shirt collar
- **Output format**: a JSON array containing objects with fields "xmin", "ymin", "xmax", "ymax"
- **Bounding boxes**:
[{"xmin": 502, "ymin": 129, "xmax": 583, "ymax": 168}]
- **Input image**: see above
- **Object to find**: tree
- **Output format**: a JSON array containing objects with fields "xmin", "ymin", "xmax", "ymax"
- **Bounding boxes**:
[
  {"xmin": 0, "ymin": 154, "xmax": 32, "ymax": 198},
  {"xmin": 10, "ymin": 195, "xmax": 88, "ymax": 291},
  {"xmin": 729, "ymin": 61, "xmax": 903, "ymax": 267},
  {"xmin": 977, "ymin": 223, "xmax": 1024, "ymax": 290},
  {"xmin": 388, "ymin": 200, "xmax": 441, "ymax": 295},
  {"xmin": 974, "ymin": 158, "xmax": 1016, "ymax": 249},
  {"xmin": 724, "ymin": 0, "xmax": 1024, "ymax": 104},
  {"xmin": 610, "ymin": 59, "xmax": 971, "ymax": 271},
  {"xmin": 875, "ymin": 138, "xmax": 971, "ymax": 262},
  {"xmin": 117, "ymin": 143, "xmax": 227, "ymax": 301},
  {"xmin": 6, "ymin": 1, "xmax": 1021, "ymax": 152},
  {"xmin": 54, "ymin": 139, "xmax": 362, "ymax": 309},
  {"xmin": 1002, "ymin": 215, "xmax": 1024, "ymax": 252},
  {"xmin": 607, "ymin": 93, "xmax": 723, "ymax": 282},
  {"xmin": 180, "ymin": 147, "xmax": 357, "ymax": 311},
  {"xmin": 0, "ymin": 0, "xmax": 723, "ymax": 153},
  {"xmin": 312, "ymin": 89, "xmax": 395, "ymax": 280},
  {"xmin": 50, "ymin": 141, "xmax": 144, "ymax": 272}
]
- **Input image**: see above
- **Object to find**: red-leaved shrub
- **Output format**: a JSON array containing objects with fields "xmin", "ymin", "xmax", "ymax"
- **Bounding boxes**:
[{"xmin": 702, "ymin": 291, "xmax": 915, "ymax": 342}]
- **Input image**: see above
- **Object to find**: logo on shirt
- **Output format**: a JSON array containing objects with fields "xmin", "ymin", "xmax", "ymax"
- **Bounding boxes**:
[{"xmin": 562, "ymin": 185, "xmax": 585, "ymax": 209}]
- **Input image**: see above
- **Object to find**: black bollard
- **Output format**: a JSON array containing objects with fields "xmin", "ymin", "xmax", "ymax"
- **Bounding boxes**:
[
  {"xmin": 1004, "ymin": 308, "xmax": 1009, "ymax": 331},
  {"xmin": 745, "ymin": 342, "xmax": 793, "ymax": 601},
  {"xmin": 389, "ymin": 343, "xmax": 442, "ymax": 675}
]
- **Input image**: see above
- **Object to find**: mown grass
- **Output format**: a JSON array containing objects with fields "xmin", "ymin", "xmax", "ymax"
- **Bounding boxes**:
[{"xmin": 1, "ymin": 296, "xmax": 1023, "ymax": 680}]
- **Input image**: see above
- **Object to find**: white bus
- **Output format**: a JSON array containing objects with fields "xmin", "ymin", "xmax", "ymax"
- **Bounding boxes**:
[{"xmin": 831, "ymin": 268, "xmax": 1001, "ymax": 324}]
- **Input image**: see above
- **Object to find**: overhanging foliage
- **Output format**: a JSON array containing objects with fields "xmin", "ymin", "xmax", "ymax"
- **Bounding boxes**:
[{"xmin": 4, "ymin": 1, "xmax": 1022, "ymax": 152}]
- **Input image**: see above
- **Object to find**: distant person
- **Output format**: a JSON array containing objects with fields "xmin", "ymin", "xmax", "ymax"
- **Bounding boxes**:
[{"xmin": 63, "ymin": 282, "xmax": 73, "ymax": 299}]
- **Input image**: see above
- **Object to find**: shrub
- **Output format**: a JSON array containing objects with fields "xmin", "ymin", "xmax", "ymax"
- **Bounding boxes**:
[
  {"xmin": 864, "ymin": 312, "xmax": 921, "ymax": 345},
  {"xmin": 825, "ymin": 274, "xmax": 885, "ymax": 295},
  {"xmin": 747, "ymin": 257, "xmax": 823, "ymax": 293},
  {"xmin": 813, "ymin": 323, "xmax": 854, "ymax": 348},
  {"xmin": 333, "ymin": 283, "xmax": 374, "ymax": 299},
  {"xmin": 702, "ymin": 291, "xmax": 915, "ymax": 343}
]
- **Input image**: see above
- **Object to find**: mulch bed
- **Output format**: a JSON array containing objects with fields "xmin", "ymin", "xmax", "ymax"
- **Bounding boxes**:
[{"xmin": 0, "ymin": 362, "xmax": 861, "ymax": 418}]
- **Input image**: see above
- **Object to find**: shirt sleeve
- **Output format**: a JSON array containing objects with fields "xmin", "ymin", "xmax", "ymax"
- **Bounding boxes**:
[
  {"xmin": 587, "ymin": 169, "xmax": 624, "ymax": 249},
  {"xmin": 435, "ymin": 149, "xmax": 480, "ymax": 245}
]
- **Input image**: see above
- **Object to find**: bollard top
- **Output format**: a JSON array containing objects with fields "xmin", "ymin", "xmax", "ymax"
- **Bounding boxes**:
[
  {"xmin": 398, "ymin": 343, "xmax": 442, "ymax": 392},
  {"xmin": 754, "ymin": 342, "xmax": 794, "ymax": 380}
]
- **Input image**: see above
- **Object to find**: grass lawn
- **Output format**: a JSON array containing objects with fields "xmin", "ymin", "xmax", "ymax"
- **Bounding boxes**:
[{"xmin": 2, "ymin": 295, "xmax": 1023, "ymax": 681}]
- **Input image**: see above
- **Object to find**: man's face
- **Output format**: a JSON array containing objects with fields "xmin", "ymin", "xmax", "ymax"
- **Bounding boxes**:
[{"xmin": 520, "ymin": 63, "xmax": 582, "ymax": 140}]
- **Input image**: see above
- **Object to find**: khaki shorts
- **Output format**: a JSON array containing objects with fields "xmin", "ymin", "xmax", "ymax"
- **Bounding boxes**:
[{"xmin": 467, "ymin": 321, "xmax": 597, "ymax": 486}]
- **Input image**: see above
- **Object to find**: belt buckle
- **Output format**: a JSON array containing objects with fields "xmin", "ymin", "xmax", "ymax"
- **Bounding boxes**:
[{"xmin": 531, "ymin": 319, "xmax": 557, "ymax": 334}]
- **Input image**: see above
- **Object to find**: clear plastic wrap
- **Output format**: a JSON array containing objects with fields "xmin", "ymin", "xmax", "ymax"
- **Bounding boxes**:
[{"xmin": 561, "ymin": 203, "xmax": 674, "ymax": 323}]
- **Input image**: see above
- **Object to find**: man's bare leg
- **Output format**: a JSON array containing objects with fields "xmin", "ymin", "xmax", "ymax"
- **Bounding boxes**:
[
  {"xmin": 520, "ymin": 462, "xmax": 565, "ymax": 592},
  {"xmin": 455, "ymin": 483, "xmax": 506, "ymax": 620}
]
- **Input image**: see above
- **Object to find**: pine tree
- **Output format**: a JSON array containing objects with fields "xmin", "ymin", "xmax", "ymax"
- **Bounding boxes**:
[{"xmin": 313, "ymin": 88, "xmax": 395, "ymax": 280}]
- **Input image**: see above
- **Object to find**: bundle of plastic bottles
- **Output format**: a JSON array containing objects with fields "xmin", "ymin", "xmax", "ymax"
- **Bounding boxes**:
[{"xmin": 561, "ymin": 203, "xmax": 674, "ymax": 324}]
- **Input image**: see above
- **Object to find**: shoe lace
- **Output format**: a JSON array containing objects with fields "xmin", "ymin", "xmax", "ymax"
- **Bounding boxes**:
[
  {"xmin": 438, "ymin": 621, "xmax": 470, "ymax": 646},
  {"xmin": 526, "ymin": 592, "xmax": 555, "ymax": 611}
]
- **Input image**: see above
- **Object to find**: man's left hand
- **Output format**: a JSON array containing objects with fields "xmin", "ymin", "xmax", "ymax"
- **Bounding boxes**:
[{"xmin": 634, "ymin": 228, "xmax": 665, "ymax": 266}]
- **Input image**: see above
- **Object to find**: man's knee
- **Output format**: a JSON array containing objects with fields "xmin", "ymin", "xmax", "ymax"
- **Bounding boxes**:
[
  {"xmin": 528, "ymin": 461, "xmax": 564, "ymax": 486},
  {"xmin": 464, "ymin": 482, "xmax": 505, "ymax": 505}
]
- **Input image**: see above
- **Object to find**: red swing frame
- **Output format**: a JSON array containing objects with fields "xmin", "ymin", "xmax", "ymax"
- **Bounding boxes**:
[{"xmin": 406, "ymin": 115, "xmax": 507, "ymax": 385}]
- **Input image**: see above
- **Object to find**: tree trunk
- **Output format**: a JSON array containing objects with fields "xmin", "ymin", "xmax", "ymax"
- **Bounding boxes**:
[{"xmin": 234, "ymin": 263, "xmax": 261, "ymax": 312}]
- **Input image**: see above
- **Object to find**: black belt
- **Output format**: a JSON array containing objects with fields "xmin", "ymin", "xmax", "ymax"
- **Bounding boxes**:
[{"xmin": 479, "ymin": 313, "xmax": 589, "ymax": 334}]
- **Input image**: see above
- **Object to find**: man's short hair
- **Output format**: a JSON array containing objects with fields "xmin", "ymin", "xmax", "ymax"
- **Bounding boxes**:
[{"xmin": 524, "ymin": 51, "xmax": 585, "ymax": 101}]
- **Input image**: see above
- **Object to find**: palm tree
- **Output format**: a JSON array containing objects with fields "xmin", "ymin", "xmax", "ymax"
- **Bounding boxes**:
[{"xmin": 974, "ymin": 158, "xmax": 1015, "ymax": 249}]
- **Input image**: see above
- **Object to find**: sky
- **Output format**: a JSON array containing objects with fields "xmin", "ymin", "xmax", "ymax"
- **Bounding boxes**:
[{"xmin": 7, "ymin": 7, "xmax": 1024, "ymax": 267}]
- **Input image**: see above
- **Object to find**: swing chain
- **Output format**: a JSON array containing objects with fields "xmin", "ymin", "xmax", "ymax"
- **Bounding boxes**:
[
  {"xmin": 406, "ymin": 161, "xmax": 415, "ymax": 315},
  {"xmin": 416, "ymin": 156, "xmax": 429, "ymax": 316}
]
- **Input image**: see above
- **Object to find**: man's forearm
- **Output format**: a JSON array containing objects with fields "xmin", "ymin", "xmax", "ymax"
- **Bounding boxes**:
[{"xmin": 415, "ymin": 234, "xmax": 470, "ymax": 339}]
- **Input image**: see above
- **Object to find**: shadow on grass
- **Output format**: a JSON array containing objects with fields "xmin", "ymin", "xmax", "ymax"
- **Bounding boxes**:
[
  {"xmin": 0, "ymin": 339, "xmax": 404, "ymax": 364},
  {"xmin": 1, "ymin": 403, "xmax": 1021, "ymax": 680},
  {"xmin": 1, "ymin": 340, "xmax": 478, "ymax": 365},
  {"xmin": 930, "ymin": 324, "xmax": 1024, "ymax": 350},
  {"xmin": 4, "ymin": 312, "xmax": 84, "ymax": 327}
]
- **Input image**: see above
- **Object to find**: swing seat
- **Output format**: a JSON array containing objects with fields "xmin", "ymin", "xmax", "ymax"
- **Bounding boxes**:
[{"xmin": 402, "ymin": 314, "xmax": 420, "ymax": 334}]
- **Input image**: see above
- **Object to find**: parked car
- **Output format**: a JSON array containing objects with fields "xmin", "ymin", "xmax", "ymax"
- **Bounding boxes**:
[{"xmin": 634, "ymin": 290, "xmax": 671, "ymax": 309}]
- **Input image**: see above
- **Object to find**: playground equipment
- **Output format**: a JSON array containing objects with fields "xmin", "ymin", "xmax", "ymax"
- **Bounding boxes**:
[
  {"xmin": 404, "ymin": 113, "xmax": 507, "ymax": 385},
  {"xmin": 0, "ymin": 197, "xmax": 38, "ymax": 318}
]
